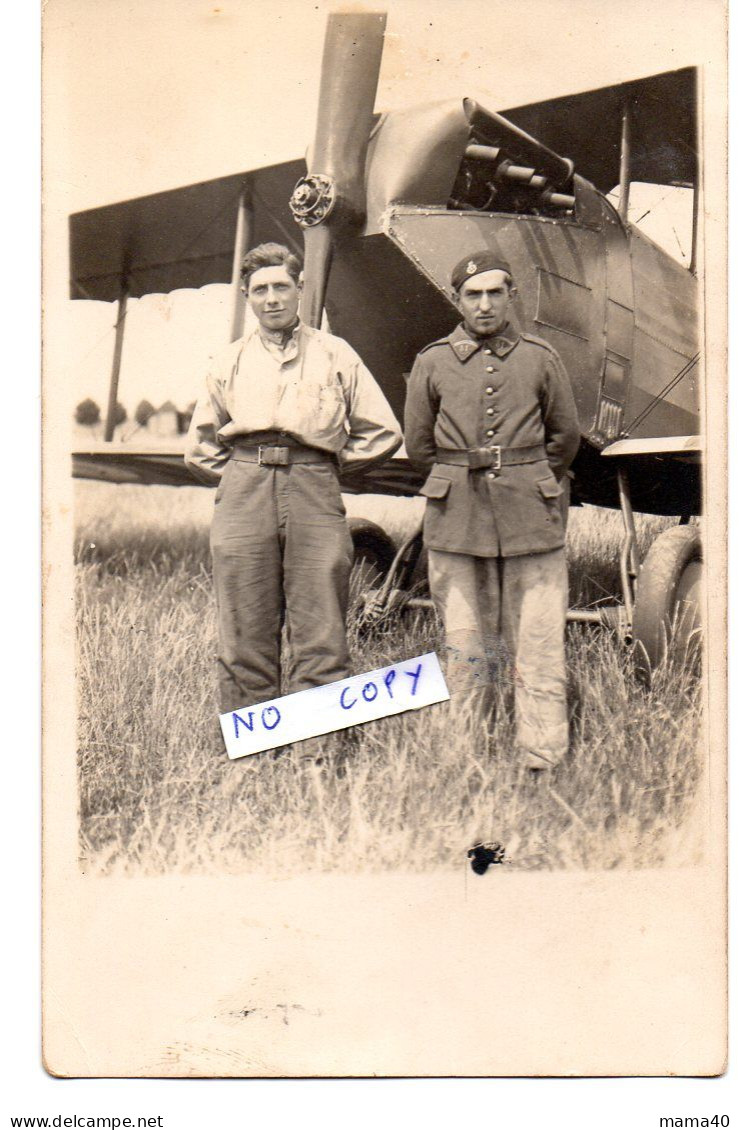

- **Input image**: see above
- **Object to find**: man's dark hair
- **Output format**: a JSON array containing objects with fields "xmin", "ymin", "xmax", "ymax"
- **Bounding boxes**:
[{"xmin": 240, "ymin": 243, "xmax": 303, "ymax": 289}]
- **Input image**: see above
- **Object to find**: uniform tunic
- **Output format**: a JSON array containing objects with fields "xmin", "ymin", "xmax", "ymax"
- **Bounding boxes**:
[
  {"xmin": 404, "ymin": 323, "xmax": 580, "ymax": 557},
  {"xmin": 186, "ymin": 321, "xmax": 401, "ymax": 715},
  {"xmin": 404, "ymin": 321, "xmax": 580, "ymax": 764}
]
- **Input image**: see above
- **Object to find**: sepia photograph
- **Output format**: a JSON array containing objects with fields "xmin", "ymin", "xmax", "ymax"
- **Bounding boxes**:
[{"xmin": 42, "ymin": 0, "xmax": 727, "ymax": 1079}]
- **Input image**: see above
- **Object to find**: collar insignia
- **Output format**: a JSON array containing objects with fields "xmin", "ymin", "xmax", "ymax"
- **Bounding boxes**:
[{"xmin": 453, "ymin": 339, "xmax": 477, "ymax": 358}]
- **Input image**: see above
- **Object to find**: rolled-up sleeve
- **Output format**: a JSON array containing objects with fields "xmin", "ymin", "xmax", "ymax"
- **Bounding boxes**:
[
  {"xmin": 184, "ymin": 364, "xmax": 232, "ymax": 485},
  {"xmin": 541, "ymin": 351, "xmax": 580, "ymax": 479},
  {"xmin": 338, "ymin": 347, "xmax": 402, "ymax": 471},
  {"xmin": 404, "ymin": 354, "xmax": 438, "ymax": 473}
]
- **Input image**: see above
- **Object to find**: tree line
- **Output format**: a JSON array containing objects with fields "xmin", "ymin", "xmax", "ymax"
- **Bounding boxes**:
[{"xmin": 74, "ymin": 399, "xmax": 196, "ymax": 433}]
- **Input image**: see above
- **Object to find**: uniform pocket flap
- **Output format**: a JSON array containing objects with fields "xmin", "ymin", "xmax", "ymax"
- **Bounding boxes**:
[
  {"xmin": 538, "ymin": 476, "xmax": 564, "ymax": 500},
  {"xmin": 419, "ymin": 475, "xmax": 451, "ymax": 500}
]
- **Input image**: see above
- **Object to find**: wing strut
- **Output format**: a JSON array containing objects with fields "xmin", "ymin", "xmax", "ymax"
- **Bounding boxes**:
[
  {"xmin": 103, "ymin": 276, "xmax": 129, "ymax": 442},
  {"xmin": 229, "ymin": 184, "xmax": 253, "ymax": 341},
  {"xmin": 689, "ymin": 93, "xmax": 701, "ymax": 275},
  {"xmin": 617, "ymin": 100, "xmax": 632, "ymax": 221}
]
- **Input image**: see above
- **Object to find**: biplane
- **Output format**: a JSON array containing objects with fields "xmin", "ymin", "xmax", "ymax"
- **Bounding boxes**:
[{"xmin": 70, "ymin": 11, "xmax": 702, "ymax": 671}]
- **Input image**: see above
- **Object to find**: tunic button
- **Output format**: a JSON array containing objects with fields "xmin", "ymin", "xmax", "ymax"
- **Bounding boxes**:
[
  {"xmin": 486, "ymin": 386, "xmax": 494, "ymax": 394},
  {"xmin": 486, "ymin": 366, "xmax": 495, "ymax": 373},
  {"xmin": 486, "ymin": 407, "xmax": 494, "ymax": 416},
  {"xmin": 484, "ymin": 348, "xmax": 492, "ymax": 355},
  {"xmin": 487, "ymin": 472, "xmax": 497, "ymax": 479},
  {"xmin": 486, "ymin": 429, "xmax": 494, "ymax": 437}
]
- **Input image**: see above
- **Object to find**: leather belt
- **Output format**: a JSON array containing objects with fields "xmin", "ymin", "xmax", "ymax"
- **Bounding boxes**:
[
  {"xmin": 435, "ymin": 444, "xmax": 547, "ymax": 471},
  {"xmin": 232, "ymin": 442, "xmax": 335, "ymax": 466}
]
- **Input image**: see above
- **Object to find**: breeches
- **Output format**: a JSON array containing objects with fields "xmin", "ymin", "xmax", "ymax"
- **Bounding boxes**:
[
  {"xmin": 210, "ymin": 458, "xmax": 354, "ymax": 714},
  {"xmin": 428, "ymin": 547, "xmax": 569, "ymax": 758}
]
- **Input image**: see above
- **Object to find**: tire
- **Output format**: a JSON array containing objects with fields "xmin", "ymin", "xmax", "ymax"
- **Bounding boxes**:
[
  {"xmin": 347, "ymin": 518, "xmax": 396, "ymax": 590},
  {"xmin": 632, "ymin": 525, "xmax": 702, "ymax": 679}
]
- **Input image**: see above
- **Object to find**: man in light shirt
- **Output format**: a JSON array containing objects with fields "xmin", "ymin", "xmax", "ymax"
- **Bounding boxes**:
[{"xmin": 186, "ymin": 242, "xmax": 401, "ymax": 723}]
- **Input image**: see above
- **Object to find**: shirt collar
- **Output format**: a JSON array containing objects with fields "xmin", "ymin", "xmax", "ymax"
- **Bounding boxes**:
[
  {"xmin": 252, "ymin": 317, "xmax": 302, "ymax": 350},
  {"xmin": 448, "ymin": 321, "xmax": 520, "ymax": 362}
]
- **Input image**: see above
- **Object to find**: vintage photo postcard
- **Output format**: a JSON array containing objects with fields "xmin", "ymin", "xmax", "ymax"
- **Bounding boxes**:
[{"xmin": 42, "ymin": 0, "xmax": 727, "ymax": 1077}]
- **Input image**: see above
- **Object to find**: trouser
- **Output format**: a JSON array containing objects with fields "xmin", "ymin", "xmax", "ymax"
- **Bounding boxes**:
[
  {"xmin": 210, "ymin": 457, "xmax": 354, "ymax": 714},
  {"xmin": 427, "ymin": 547, "xmax": 569, "ymax": 761}
]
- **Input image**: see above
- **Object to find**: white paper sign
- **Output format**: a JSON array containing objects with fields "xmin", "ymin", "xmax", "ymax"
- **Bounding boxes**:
[{"xmin": 220, "ymin": 652, "xmax": 450, "ymax": 759}]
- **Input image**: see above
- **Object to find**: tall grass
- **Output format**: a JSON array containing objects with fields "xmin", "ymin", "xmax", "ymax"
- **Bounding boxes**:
[{"xmin": 75, "ymin": 482, "xmax": 702, "ymax": 874}]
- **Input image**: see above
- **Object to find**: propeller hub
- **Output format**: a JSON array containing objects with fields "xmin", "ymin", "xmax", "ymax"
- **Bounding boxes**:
[{"xmin": 289, "ymin": 174, "xmax": 336, "ymax": 227}]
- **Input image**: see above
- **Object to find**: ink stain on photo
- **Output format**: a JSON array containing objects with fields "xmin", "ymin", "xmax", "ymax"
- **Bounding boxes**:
[{"xmin": 467, "ymin": 841, "xmax": 506, "ymax": 875}]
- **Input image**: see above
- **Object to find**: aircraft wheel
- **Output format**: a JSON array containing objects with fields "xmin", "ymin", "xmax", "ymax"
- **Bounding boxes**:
[
  {"xmin": 632, "ymin": 524, "xmax": 702, "ymax": 680},
  {"xmin": 348, "ymin": 518, "xmax": 396, "ymax": 590}
]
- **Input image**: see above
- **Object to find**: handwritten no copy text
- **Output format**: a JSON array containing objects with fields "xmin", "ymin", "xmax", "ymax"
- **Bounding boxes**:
[{"xmin": 220, "ymin": 652, "xmax": 450, "ymax": 759}]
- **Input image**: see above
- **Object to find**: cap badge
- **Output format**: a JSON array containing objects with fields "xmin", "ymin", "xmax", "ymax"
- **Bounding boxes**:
[{"xmin": 465, "ymin": 260, "xmax": 478, "ymax": 275}]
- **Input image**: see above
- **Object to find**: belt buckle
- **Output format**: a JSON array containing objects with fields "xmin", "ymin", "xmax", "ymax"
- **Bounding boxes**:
[
  {"xmin": 470, "ymin": 446, "xmax": 501, "ymax": 470},
  {"xmin": 257, "ymin": 445, "xmax": 289, "ymax": 466}
]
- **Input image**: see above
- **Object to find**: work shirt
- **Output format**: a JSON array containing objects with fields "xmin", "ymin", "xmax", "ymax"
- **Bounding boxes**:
[
  {"xmin": 185, "ymin": 321, "xmax": 401, "ymax": 484},
  {"xmin": 404, "ymin": 323, "xmax": 580, "ymax": 557}
]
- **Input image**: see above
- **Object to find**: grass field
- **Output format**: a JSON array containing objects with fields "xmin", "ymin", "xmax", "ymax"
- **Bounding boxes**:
[{"xmin": 75, "ymin": 481, "xmax": 703, "ymax": 875}]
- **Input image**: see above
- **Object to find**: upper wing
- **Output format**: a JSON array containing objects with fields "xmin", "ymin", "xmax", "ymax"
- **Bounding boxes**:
[
  {"xmin": 500, "ymin": 67, "xmax": 697, "ymax": 192},
  {"xmin": 70, "ymin": 68, "xmax": 697, "ymax": 303},
  {"xmin": 69, "ymin": 160, "xmax": 306, "ymax": 301}
]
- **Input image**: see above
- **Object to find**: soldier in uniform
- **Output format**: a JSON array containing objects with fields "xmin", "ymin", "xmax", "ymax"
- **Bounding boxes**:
[
  {"xmin": 186, "ymin": 242, "xmax": 401, "ymax": 723},
  {"xmin": 404, "ymin": 251, "xmax": 580, "ymax": 769}
]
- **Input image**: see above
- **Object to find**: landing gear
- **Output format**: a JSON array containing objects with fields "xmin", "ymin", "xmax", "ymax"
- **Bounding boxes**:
[
  {"xmin": 567, "ymin": 464, "xmax": 702, "ymax": 679},
  {"xmin": 632, "ymin": 524, "xmax": 702, "ymax": 678},
  {"xmin": 565, "ymin": 465, "xmax": 637, "ymax": 635},
  {"xmin": 353, "ymin": 526, "xmax": 428, "ymax": 627},
  {"xmin": 348, "ymin": 518, "xmax": 398, "ymax": 589}
]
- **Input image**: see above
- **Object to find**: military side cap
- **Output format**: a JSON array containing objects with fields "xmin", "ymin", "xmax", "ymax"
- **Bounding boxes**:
[{"xmin": 451, "ymin": 252, "xmax": 513, "ymax": 292}]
